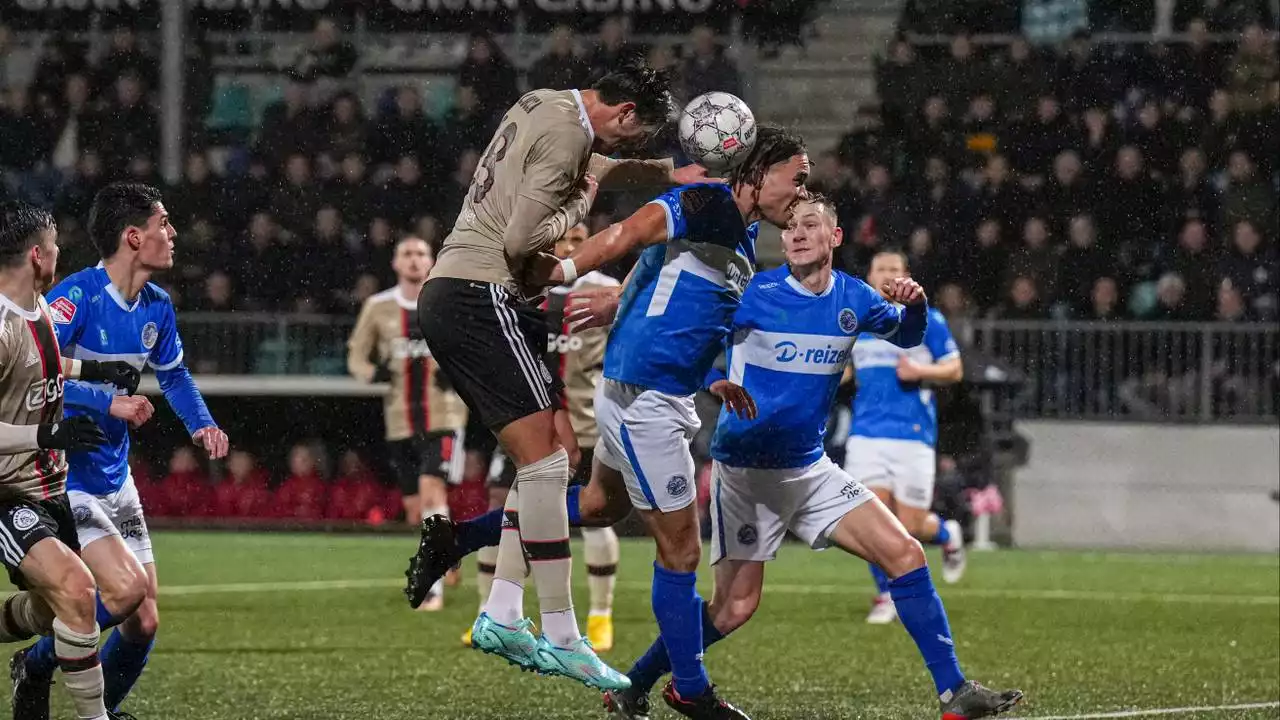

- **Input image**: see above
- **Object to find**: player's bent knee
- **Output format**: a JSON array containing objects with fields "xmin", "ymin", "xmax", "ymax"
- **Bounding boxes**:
[
  {"xmin": 882, "ymin": 536, "xmax": 927, "ymax": 579},
  {"xmin": 719, "ymin": 592, "xmax": 761, "ymax": 633},
  {"xmin": 47, "ymin": 566, "xmax": 98, "ymax": 631},
  {"xmin": 125, "ymin": 599, "xmax": 159, "ymax": 640},
  {"xmin": 654, "ymin": 530, "xmax": 702, "ymax": 573}
]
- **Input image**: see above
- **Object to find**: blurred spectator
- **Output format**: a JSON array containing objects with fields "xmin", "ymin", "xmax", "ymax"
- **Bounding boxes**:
[
  {"xmin": 355, "ymin": 217, "xmax": 397, "ymax": 287},
  {"xmin": 1007, "ymin": 216, "xmax": 1059, "ymax": 301},
  {"xmin": 1215, "ymin": 280, "xmax": 1252, "ymax": 321},
  {"xmin": 1169, "ymin": 19, "xmax": 1224, "ymax": 110},
  {"xmin": 1161, "ymin": 219, "xmax": 1217, "ymax": 318},
  {"xmin": 1221, "ymin": 150, "xmax": 1276, "ymax": 235},
  {"xmin": 220, "ymin": 154, "xmax": 272, "ymax": 234},
  {"xmin": 860, "ymin": 162, "xmax": 915, "ymax": 249},
  {"xmin": 438, "ymin": 85, "xmax": 493, "ymax": 163},
  {"xmin": 683, "ymin": 25, "xmax": 740, "ymax": 99},
  {"xmin": 1225, "ymin": 24, "xmax": 1278, "ymax": 114},
  {"xmin": 271, "ymin": 154, "xmax": 321, "ymax": 236},
  {"xmin": 1165, "ymin": 147, "xmax": 1219, "ymax": 234},
  {"xmin": 212, "ymin": 451, "xmax": 273, "ymax": 519},
  {"xmin": 0, "ymin": 87, "xmax": 51, "ymax": 178},
  {"xmin": 99, "ymin": 74, "xmax": 159, "ymax": 173},
  {"xmin": 257, "ymin": 82, "xmax": 319, "ymax": 171},
  {"xmin": 993, "ymin": 38, "xmax": 1051, "ymax": 121},
  {"xmin": 529, "ymin": 26, "xmax": 587, "ymax": 91},
  {"xmin": 31, "ymin": 35, "xmax": 89, "ymax": 107},
  {"xmin": 1022, "ymin": 0, "xmax": 1088, "ymax": 46},
  {"xmin": 908, "ymin": 96, "xmax": 959, "ymax": 171},
  {"xmin": 375, "ymin": 156, "xmax": 433, "ymax": 230},
  {"xmin": 191, "ymin": 271, "xmax": 238, "ymax": 313},
  {"xmin": 274, "ymin": 443, "xmax": 327, "ymax": 520},
  {"xmin": 997, "ymin": 275, "xmax": 1047, "ymax": 319},
  {"xmin": 290, "ymin": 17, "xmax": 357, "ymax": 85},
  {"xmin": 1149, "ymin": 272, "xmax": 1201, "ymax": 320},
  {"xmin": 325, "ymin": 451, "xmax": 388, "ymax": 522},
  {"xmin": 320, "ymin": 92, "xmax": 368, "ymax": 162},
  {"xmin": 935, "ymin": 282, "xmax": 976, "ymax": 321},
  {"xmin": 1097, "ymin": 146, "xmax": 1162, "ymax": 253},
  {"xmin": 1056, "ymin": 33, "xmax": 1115, "ymax": 112},
  {"xmin": 1124, "ymin": 100, "xmax": 1175, "ymax": 175},
  {"xmin": 238, "ymin": 212, "xmax": 289, "ymax": 310},
  {"xmin": 97, "ymin": 26, "xmax": 157, "ymax": 93},
  {"xmin": 1013, "ymin": 95, "xmax": 1073, "ymax": 178},
  {"xmin": 171, "ymin": 152, "xmax": 222, "ymax": 229},
  {"xmin": 369, "ymin": 85, "xmax": 438, "ymax": 173},
  {"xmin": 586, "ymin": 16, "xmax": 641, "ymax": 83},
  {"xmin": 973, "ymin": 155, "xmax": 1028, "ymax": 231},
  {"xmin": 938, "ymin": 35, "xmax": 984, "ymax": 114},
  {"xmin": 958, "ymin": 94, "xmax": 1002, "ymax": 170},
  {"xmin": 1219, "ymin": 220, "xmax": 1277, "ymax": 319},
  {"xmin": 878, "ymin": 40, "xmax": 926, "ymax": 135},
  {"xmin": 1078, "ymin": 105, "xmax": 1120, "ymax": 171},
  {"xmin": 292, "ymin": 206, "xmax": 357, "ymax": 312},
  {"xmin": 838, "ymin": 106, "xmax": 891, "ymax": 175},
  {"xmin": 158, "ymin": 447, "xmax": 212, "ymax": 518},
  {"xmin": 955, "ymin": 218, "xmax": 1008, "ymax": 310},
  {"xmin": 56, "ymin": 151, "xmax": 107, "ymax": 222},
  {"xmin": 458, "ymin": 32, "xmax": 518, "ymax": 128},
  {"xmin": 49, "ymin": 74, "xmax": 102, "ymax": 176},
  {"xmin": 1058, "ymin": 214, "xmax": 1111, "ymax": 308},
  {"xmin": 1084, "ymin": 276, "xmax": 1123, "ymax": 320},
  {"xmin": 1041, "ymin": 150, "xmax": 1093, "ymax": 233},
  {"xmin": 0, "ymin": 25, "xmax": 12, "ymax": 90},
  {"xmin": 324, "ymin": 153, "xmax": 376, "ymax": 229},
  {"xmin": 906, "ymin": 227, "xmax": 946, "ymax": 292},
  {"xmin": 912, "ymin": 156, "xmax": 971, "ymax": 239}
]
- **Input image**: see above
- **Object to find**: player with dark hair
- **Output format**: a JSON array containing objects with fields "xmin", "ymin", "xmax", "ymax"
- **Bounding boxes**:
[
  {"xmin": 13, "ymin": 183, "xmax": 229, "ymax": 720},
  {"xmin": 0, "ymin": 202, "xmax": 139, "ymax": 720},
  {"xmin": 348, "ymin": 235, "xmax": 466, "ymax": 613},
  {"xmin": 406, "ymin": 63, "xmax": 716, "ymax": 690}
]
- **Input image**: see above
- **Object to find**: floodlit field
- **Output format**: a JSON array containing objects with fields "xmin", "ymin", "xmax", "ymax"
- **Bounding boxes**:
[{"xmin": 36, "ymin": 532, "xmax": 1280, "ymax": 719}]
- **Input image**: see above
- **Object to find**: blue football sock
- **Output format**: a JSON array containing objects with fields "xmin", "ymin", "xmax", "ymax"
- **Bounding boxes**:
[
  {"xmin": 869, "ymin": 562, "xmax": 892, "ymax": 594},
  {"xmin": 454, "ymin": 509, "xmax": 503, "ymax": 555},
  {"xmin": 931, "ymin": 516, "xmax": 952, "ymax": 546},
  {"xmin": 628, "ymin": 600, "xmax": 725, "ymax": 694},
  {"xmin": 101, "ymin": 630, "xmax": 154, "ymax": 711},
  {"xmin": 566, "ymin": 485, "xmax": 583, "ymax": 527},
  {"xmin": 888, "ymin": 566, "xmax": 965, "ymax": 697},
  {"xmin": 651, "ymin": 563, "xmax": 710, "ymax": 699}
]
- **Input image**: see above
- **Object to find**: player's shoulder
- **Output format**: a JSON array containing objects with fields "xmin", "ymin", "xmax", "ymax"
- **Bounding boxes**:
[
  {"xmin": 926, "ymin": 306, "xmax": 950, "ymax": 326},
  {"xmin": 746, "ymin": 265, "xmax": 791, "ymax": 292},
  {"xmin": 140, "ymin": 281, "xmax": 174, "ymax": 307},
  {"xmin": 49, "ymin": 266, "xmax": 104, "ymax": 296},
  {"xmin": 653, "ymin": 183, "xmax": 736, "ymax": 231},
  {"xmin": 364, "ymin": 288, "xmax": 399, "ymax": 308}
]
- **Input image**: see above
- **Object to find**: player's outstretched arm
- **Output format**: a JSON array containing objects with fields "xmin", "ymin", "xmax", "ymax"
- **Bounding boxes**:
[
  {"xmin": 544, "ymin": 203, "xmax": 668, "ymax": 287},
  {"xmin": 589, "ymin": 156, "xmax": 723, "ymax": 189}
]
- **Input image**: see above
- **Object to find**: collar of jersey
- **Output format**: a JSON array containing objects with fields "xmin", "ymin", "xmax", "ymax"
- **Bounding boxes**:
[
  {"xmin": 96, "ymin": 263, "xmax": 141, "ymax": 312},
  {"xmin": 391, "ymin": 287, "xmax": 416, "ymax": 311},
  {"xmin": 0, "ymin": 293, "xmax": 40, "ymax": 321},
  {"xmin": 571, "ymin": 89, "xmax": 595, "ymax": 144},
  {"xmin": 785, "ymin": 270, "xmax": 836, "ymax": 298}
]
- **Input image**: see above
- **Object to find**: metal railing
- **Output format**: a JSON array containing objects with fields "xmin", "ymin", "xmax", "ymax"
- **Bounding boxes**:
[
  {"xmin": 174, "ymin": 314, "xmax": 1280, "ymax": 423},
  {"xmin": 957, "ymin": 320, "xmax": 1280, "ymax": 424}
]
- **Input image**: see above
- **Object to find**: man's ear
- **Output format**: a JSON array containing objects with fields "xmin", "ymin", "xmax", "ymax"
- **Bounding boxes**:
[{"xmin": 830, "ymin": 226, "xmax": 845, "ymax": 250}]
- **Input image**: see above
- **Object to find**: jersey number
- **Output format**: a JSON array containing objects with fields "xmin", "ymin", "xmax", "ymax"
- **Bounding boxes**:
[{"xmin": 471, "ymin": 122, "xmax": 518, "ymax": 205}]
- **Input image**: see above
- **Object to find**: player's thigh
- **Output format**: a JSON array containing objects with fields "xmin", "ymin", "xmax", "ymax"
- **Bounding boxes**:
[
  {"xmin": 709, "ymin": 463, "xmax": 788, "ymax": 566},
  {"xmin": 709, "ymin": 558, "xmax": 766, "ymax": 632},
  {"xmin": 887, "ymin": 442, "xmax": 937, "ymax": 512},
  {"xmin": 786, "ymin": 457, "xmax": 878, "ymax": 550},
  {"xmin": 67, "ymin": 489, "xmax": 142, "ymax": 592},
  {"xmin": 16, "ymin": 537, "xmax": 95, "ymax": 622},
  {"xmin": 825, "ymin": 497, "xmax": 924, "ymax": 577}
]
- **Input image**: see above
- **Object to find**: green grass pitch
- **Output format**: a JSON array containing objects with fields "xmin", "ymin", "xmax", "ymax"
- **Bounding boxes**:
[{"xmin": 34, "ymin": 532, "xmax": 1280, "ymax": 719}]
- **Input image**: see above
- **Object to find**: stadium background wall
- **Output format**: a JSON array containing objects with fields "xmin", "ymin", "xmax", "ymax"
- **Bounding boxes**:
[{"xmin": 1013, "ymin": 421, "xmax": 1280, "ymax": 551}]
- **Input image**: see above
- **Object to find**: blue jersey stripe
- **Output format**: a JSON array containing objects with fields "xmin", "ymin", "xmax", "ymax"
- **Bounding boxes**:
[{"xmin": 620, "ymin": 423, "xmax": 659, "ymax": 509}]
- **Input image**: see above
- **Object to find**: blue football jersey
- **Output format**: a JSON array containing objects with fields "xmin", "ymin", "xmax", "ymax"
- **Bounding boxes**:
[
  {"xmin": 850, "ymin": 306, "xmax": 959, "ymax": 447},
  {"xmin": 47, "ymin": 265, "xmax": 209, "ymax": 495},
  {"xmin": 604, "ymin": 183, "xmax": 758, "ymax": 396},
  {"xmin": 711, "ymin": 267, "xmax": 925, "ymax": 469}
]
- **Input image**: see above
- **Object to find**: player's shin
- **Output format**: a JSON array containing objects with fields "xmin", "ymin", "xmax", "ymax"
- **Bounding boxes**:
[
  {"xmin": 583, "ymin": 526, "xmax": 618, "ymax": 615},
  {"xmin": 515, "ymin": 449, "xmax": 580, "ymax": 646},
  {"xmin": 53, "ymin": 618, "xmax": 107, "ymax": 720},
  {"xmin": 101, "ymin": 629, "xmax": 154, "ymax": 711},
  {"xmin": 651, "ymin": 563, "xmax": 710, "ymax": 699},
  {"xmin": 22, "ymin": 590, "xmax": 123, "ymax": 676},
  {"xmin": 889, "ymin": 565, "xmax": 966, "ymax": 698},
  {"xmin": 476, "ymin": 545, "xmax": 498, "ymax": 612},
  {"xmin": 483, "ymin": 485, "xmax": 528, "ymax": 625}
]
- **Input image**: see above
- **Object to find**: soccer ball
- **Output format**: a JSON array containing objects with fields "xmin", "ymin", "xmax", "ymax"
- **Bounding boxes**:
[{"xmin": 678, "ymin": 92, "xmax": 757, "ymax": 172}]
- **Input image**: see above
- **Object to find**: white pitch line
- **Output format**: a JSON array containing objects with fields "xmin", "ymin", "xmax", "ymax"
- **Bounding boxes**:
[
  {"xmin": 1022, "ymin": 701, "xmax": 1280, "ymax": 718},
  {"xmin": 156, "ymin": 578, "xmax": 1280, "ymax": 606}
]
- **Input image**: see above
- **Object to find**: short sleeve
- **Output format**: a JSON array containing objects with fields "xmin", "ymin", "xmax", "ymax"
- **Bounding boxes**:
[
  {"xmin": 650, "ymin": 185, "xmax": 739, "ymax": 250},
  {"xmin": 148, "ymin": 299, "xmax": 185, "ymax": 371},
  {"xmin": 925, "ymin": 310, "xmax": 960, "ymax": 361},
  {"xmin": 519, "ymin": 124, "xmax": 589, "ymax": 210},
  {"xmin": 647, "ymin": 188, "xmax": 685, "ymax": 242},
  {"xmin": 45, "ymin": 279, "xmax": 86, "ymax": 348}
]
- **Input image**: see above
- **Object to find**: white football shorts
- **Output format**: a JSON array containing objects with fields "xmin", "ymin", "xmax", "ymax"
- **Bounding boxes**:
[
  {"xmin": 843, "ymin": 435, "xmax": 937, "ymax": 510},
  {"xmin": 594, "ymin": 379, "xmax": 701, "ymax": 513},
  {"xmin": 710, "ymin": 455, "xmax": 875, "ymax": 564},
  {"xmin": 67, "ymin": 470, "xmax": 154, "ymax": 565}
]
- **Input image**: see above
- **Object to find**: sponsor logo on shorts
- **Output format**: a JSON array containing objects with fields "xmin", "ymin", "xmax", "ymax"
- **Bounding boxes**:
[
  {"xmin": 666, "ymin": 475, "xmax": 689, "ymax": 498},
  {"xmin": 119, "ymin": 515, "xmax": 146, "ymax": 541},
  {"xmin": 10, "ymin": 508, "xmax": 39, "ymax": 532},
  {"xmin": 737, "ymin": 523, "xmax": 757, "ymax": 546},
  {"xmin": 839, "ymin": 308, "xmax": 858, "ymax": 334},
  {"xmin": 538, "ymin": 359, "xmax": 553, "ymax": 385},
  {"xmin": 141, "ymin": 322, "xmax": 158, "ymax": 350},
  {"xmin": 839, "ymin": 482, "xmax": 866, "ymax": 503}
]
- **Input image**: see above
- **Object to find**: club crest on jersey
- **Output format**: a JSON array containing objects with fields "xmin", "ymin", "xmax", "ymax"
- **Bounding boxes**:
[
  {"xmin": 838, "ymin": 308, "xmax": 858, "ymax": 334},
  {"xmin": 49, "ymin": 297, "xmax": 76, "ymax": 324},
  {"xmin": 737, "ymin": 523, "xmax": 757, "ymax": 546},
  {"xmin": 666, "ymin": 475, "xmax": 689, "ymax": 498},
  {"xmin": 141, "ymin": 322, "xmax": 158, "ymax": 350},
  {"xmin": 10, "ymin": 508, "xmax": 39, "ymax": 532}
]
